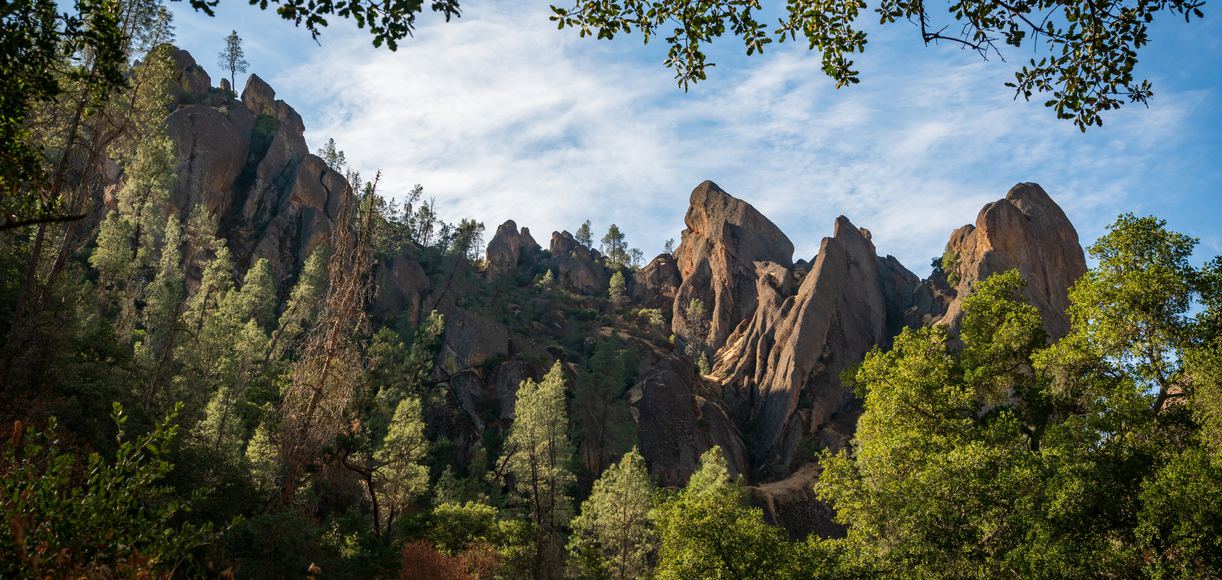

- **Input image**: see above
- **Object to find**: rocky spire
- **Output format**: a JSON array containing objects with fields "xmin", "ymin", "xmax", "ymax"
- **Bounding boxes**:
[{"xmin": 671, "ymin": 180, "xmax": 794, "ymax": 354}]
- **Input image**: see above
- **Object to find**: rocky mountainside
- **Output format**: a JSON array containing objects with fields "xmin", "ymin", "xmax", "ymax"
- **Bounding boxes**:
[{"xmin": 150, "ymin": 50, "xmax": 1088, "ymax": 535}]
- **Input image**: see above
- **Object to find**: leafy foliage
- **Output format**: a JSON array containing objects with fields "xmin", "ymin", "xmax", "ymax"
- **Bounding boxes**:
[
  {"xmin": 549, "ymin": 0, "xmax": 1204, "ymax": 129},
  {"xmin": 0, "ymin": 404, "xmax": 215, "ymax": 576}
]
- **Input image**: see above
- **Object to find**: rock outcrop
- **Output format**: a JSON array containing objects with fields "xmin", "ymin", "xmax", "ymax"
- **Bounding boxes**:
[
  {"xmin": 713, "ymin": 217, "xmax": 909, "ymax": 478},
  {"xmin": 916, "ymin": 183, "xmax": 1087, "ymax": 339},
  {"xmin": 632, "ymin": 253, "xmax": 681, "ymax": 309},
  {"xmin": 485, "ymin": 220, "xmax": 541, "ymax": 279},
  {"xmin": 630, "ymin": 356, "xmax": 748, "ymax": 486},
  {"xmin": 549, "ymin": 230, "xmax": 609, "ymax": 294},
  {"xmin": 672, "ymin": 181, "xmax": 794, "ymax": 353}
]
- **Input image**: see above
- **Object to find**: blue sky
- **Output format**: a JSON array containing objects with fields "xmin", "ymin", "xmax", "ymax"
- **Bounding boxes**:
[{"xmin": 166, "ymin": 0, "xmax": 1221, "ymax": 274}]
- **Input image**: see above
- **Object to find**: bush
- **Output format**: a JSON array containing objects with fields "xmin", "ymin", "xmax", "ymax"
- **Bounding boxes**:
[{"xmin": 0, "ymin": 404, "xmax": 214, "ymax": 577}]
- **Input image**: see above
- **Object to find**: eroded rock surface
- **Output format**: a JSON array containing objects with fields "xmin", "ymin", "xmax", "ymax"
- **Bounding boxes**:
[
  {"xmin": 485, "ymin": 220, "xmax": 541, "ymax": 279},
  {"xmin": 918, "ymin": 183, "xmax": 1087, "ymax": 339},
  {"xmin": 632, "ymin": 253, "xmax": 681, "ymax": 309},
  {"xmin": 672, "ymin": 181, "xmax": 794, "ymax": 353}
]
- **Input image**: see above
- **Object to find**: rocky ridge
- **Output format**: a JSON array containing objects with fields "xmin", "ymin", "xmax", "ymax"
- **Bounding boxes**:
[{"xmin": 145, "ymin": 48, "xmax": 1090, "ymax": 535}]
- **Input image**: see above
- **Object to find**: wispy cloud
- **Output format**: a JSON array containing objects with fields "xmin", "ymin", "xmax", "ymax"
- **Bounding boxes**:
[{"xmin": 268, "ymin": 1, "xmax": 1204, "ymax": 274}]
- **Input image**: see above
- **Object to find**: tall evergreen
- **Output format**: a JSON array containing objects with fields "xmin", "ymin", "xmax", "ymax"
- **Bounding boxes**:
[{"xmin": 502, "ymin": 362, "xmax": 575, "ymax": 579}]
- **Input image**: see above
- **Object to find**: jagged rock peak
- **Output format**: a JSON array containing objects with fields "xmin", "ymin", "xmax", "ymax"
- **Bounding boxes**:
[
  {"xmin": 241, "ymin": 74, "xmax": 276, "ymax": 117},
  {"xmin": 711, "ymin": 214, "xmax": 920, "ymax": 481},
  {"xmin": 485, "ymin": 220, "xmax": 541, "ymax": 279},
  {"xmin": 927, "ymin": 182, "xmax": 1086, "ymax": 339},
  {"xmin": 672, "ymin": 180, "xmax": 795, "ymax": 353}
]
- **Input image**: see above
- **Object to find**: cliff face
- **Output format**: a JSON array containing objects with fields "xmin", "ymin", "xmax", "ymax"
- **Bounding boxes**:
[
  {"xmin": 672, "ymin": 181, "xmax": 795, "ymax": 354},
  {"xmin": 145, "ymin": 48, "xmax": 1089, "ymax": 534},
  {"xmin": 910, "ymin": 183, "xmax": 1087, "ymax": 339}
]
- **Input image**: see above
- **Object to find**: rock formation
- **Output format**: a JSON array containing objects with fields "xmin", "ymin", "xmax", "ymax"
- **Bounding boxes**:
[
  {"xmin": 913, "ymin": 182, "xmax": 1087, "ymax": 339},
  {"xmin": 672, "ymin": 181, "xmax": 794, "ymax": 353},
  {"xmin": 485, "ymin": 220, "xmax": 541, "ymax": 279},
  {"xmin": 142, "ymin": 48, "xmax": 1096, "ymax": 537},
  {"xmin": 712, "ymin": 217, "xmax": 915, "ymax": 479},
  {"xmin": 548, "ymin": 230, "xmax": 609, "ymax": 294},
  {"xmin": 632, "ymin": 253, "xmax": 681, "ymax": 309}
]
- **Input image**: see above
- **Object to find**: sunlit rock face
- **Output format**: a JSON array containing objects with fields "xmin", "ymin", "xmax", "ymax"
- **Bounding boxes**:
[
  {"xmin": 671, "ymin": 180, "xmax": 794, "ymax": 354},
  {"xmin": 912, "ymin": 182, "xmax": 1087, "ymax": 340}
]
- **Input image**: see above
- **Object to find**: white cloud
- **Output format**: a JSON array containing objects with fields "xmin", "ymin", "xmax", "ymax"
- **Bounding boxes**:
[{"xmin": 272, "ymin": 1, "xmax": 1195, "ymax": 275}]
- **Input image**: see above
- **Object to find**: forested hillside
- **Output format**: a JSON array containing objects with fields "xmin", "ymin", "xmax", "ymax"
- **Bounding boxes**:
[{"xmin": 1, "ymin": 7, "xmax": 1220, "ymax": 578}]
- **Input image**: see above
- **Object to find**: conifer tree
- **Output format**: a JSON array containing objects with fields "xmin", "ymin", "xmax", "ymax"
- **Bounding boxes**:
[
  {"xmin": 576, "ymin": 220, "xmax": 593, "ymax": 248},
  {"xmin": 607, "ymin": 271, "xmax": 626, "ymax": 307},
  {"xmin": 501, "ymin": 362, "xmax": 575, "ymax": 579},
  {"xmin": 568, "ymin": 448, "xmax": 657, "ymax": 579},
  {"xmin": 217, "ymin": 30, "xmax": 248, "ymax": 92}
]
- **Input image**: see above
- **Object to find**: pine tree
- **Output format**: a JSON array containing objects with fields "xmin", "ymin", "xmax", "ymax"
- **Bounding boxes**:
[
  {"xmin": 370, "ymin": 397, "xmax": 430, "ymax": 533},
  {"xmin": 608, "ymin": 271, "xmax": 626, "ymax": 307},
  {"xmin": 139, "ymin": 213, "xmax": 186, "ymax": 404},
  {"xmin": 576, "ymin": 220, "xmax": 593, "ymax": 248},
  {"xmin": 573, "ymin": 339, "xmax": 633, "ymax": 474},
  {"xmin": 664, "ymin": 238, "xmax": 676, "ymax": 254},
  {"xmin": 568, "ymin": 448, "xmax": 657, "ymax": 580},
  {"xmin": 501, "ymin": 362, "xmax": 575, "ymax": 579},
  {"xmin": 217, "ymin": 30, "xmax": 248, "ymax": 91},
  {"xmin": 268, "ymin": 244, "xmax": 329, "ymax": 360},
  {"xmin": 601, "ymin": 224, "xmax": 629, "ymax": 268}
]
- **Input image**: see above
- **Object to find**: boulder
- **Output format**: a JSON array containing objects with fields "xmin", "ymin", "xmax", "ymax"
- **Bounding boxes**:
[
  {"xmin": 170, "ymin": 48, "xmax": 211, "ymax": 98},
  {"xmin": 672, "ymin": 181, "xmax": 794, "ymax": 353},
  {"xmin": 241, "ymin": 74, "xmax": 277, "ymax": 118}
]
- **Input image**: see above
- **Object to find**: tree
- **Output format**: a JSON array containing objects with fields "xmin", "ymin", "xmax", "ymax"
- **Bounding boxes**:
[
  {"xmin": 680, "ymin": 298, "xmax": 711, "ymax": 373},
  {"xmin": 217, "ymin": 30, "xmax": 249, "ymax": 92},
  {"xmin": 576, "ymin": 220, "xmax": 593, "ymax": 248},
  {"xmin": 600, "ymin": 224, "xmax": 629, "ymax": 268},
  {"xmin": 815, "ymin": 214, "xmax": 1222, "ymax": 577},
  {"xmin": 607, "ymin": 271, "xmax": 626, "ymax": 307},
  {"xmin": 663, "ymin": 239, "xmax": 675, "ymax": 254},
  {"xmin": 568, "ymin": 448, "xmax": 657, "ymax": 580},
  {"xmin": 652, "ymin": 446, "xmax": 793, "ymax": 579},
  {"xmin": 573, "ymin": 338, "xmax": 634, "ymax": 474},
  {"xmin": 499, "ymin": 362, "xmax": 575, "ymax": 579},
  {"xmin": 318, "ymin": 137, "xmax": 347, "ymax": 173},
  {"xmin": 550, "ymin": 0, "xmax": 1205, "ymax": 130},
  {"xmin": 278, "ymin": 182, "xmax": 378, "ymax": 502}
]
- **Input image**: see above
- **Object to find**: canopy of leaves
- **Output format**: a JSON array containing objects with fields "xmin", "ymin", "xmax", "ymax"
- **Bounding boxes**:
[{"xmin": 549, "ymin": 0, "xmax": 1205, "ymax": 130}]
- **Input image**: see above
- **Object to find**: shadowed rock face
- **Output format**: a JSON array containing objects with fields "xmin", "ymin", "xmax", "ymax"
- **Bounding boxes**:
[
  {"xmin": 672, "ymin": 181, "xmax": 794, "ymax": 354},
  {"xmin": 632, "ymin": 253, "xmax": 681, "ymax": 309},
  {"xmin": 548, "ymin": 230, "xmax": 609, "ymax": 294},
  {"xmin": 917, "ymin": 182, "xmax": 1087, "ymax": 340},
  {"xmin": 712, "ymin": 217, "xmax": 908, "ymax": 479},
  {"xmin": 630, "ymin": 355, "xmax": 748, "ymax": 486}
]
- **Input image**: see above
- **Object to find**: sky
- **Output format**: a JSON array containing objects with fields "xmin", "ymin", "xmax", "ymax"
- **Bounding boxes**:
[{"xmin": 167, "ymin": 0, "xmax": 1222, "ymax": 274}]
